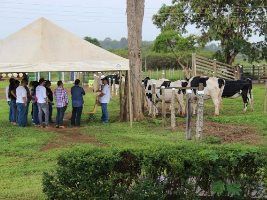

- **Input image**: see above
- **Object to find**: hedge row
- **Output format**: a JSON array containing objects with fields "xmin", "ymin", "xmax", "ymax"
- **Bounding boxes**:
[{"xmin": 43, "ymin": 146, "xmax": 266, "ymax": 199}]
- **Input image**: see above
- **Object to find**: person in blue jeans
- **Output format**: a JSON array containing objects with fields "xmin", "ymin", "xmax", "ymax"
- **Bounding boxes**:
[
  {"xmin": 30, "ymin": 81, "xmax": 39, "ymax": 125},
  {"xmin": 71, "ymin": 79, "xmax": 85, "ymax": 127},
  {"xmin": 9, "ymin": 80, "xmax": 20, "ymax": 125},
  {"xmin": 98, "ymin": 77, "xmax": 111, "ymax": 123},
  {"xmin": 16, "ymin": 79, "xmax": 28, "ymax": 127},
  {"xmin": 6, "ymin": 78, "xmax": 15, "ymax": 122},
  {"xmin": 54, "ymin": 81, "xmax": 68, "ymax": 128}
]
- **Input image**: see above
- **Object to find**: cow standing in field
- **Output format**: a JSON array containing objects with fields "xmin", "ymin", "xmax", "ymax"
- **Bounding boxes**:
[
  {"xmin": 222, "ymin": 78, "xmax": 253, "ymax": 112},
  {"xmin": 188, "ymin": 76, "xmax": 225, "ymax": 116},
  {"xmin": 143, "ymin": 77, "xmax": 187, "ymax": 116}
]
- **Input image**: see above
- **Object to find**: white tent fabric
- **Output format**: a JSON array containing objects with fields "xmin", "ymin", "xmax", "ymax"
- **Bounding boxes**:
[{"xmin": 0, "ymin": 18, "xmax": 129, "ymax": 72}]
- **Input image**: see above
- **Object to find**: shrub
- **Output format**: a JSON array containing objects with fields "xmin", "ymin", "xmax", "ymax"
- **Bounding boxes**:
[{"xmin": 43, "ymin": 146, "xmax": 266, "ymax": 199}]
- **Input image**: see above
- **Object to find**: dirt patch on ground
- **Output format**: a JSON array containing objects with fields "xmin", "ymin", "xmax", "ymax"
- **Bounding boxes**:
[
  {"xmin": 178, "ymin": 120, "xmax": 261, "ymax": 144},
  {"xmin": 41, "ymin": 126, "xmax": 106, "ymax": 151}
]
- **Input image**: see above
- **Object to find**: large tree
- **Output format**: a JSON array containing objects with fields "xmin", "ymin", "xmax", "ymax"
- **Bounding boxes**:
[
  {"xmin": 153, "ymin": 30, "xmax": 196, "ymax": 71},
  {"xmin": 121, "ymin": 0, "xmax": 145, "ymax": 121},
  {"xmin": 153, "ymin": 0, "xmax": 266, "ymax": 65}
]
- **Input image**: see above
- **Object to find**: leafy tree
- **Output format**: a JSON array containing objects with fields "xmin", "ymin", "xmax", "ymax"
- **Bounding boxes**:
[
  {"xmin": 153, "ymin": 0, "xmax": 266, "ymax": 65},
  {"xmin": 153, "ymin": 30, "xmax": 197, "ymax": 74},
  {"xmin": 84, "ymin": 36, "xmax": 101, "ymax": 47}
]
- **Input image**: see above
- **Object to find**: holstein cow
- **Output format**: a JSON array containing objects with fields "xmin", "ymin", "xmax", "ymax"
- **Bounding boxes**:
[
  {"xmin": 222, "ymin": 78, "xmax": 253, "ymax": 112},
  {"xmin": 143, "ymin": 77, "xmax": 187, "ymax": 116},
  {"xmin": 188, "ymin": 76, "xmax": 225, "ymax": 116},
  {"xmin": 160, "ymin": 80, "xmax": 188, "ymax": 116}
]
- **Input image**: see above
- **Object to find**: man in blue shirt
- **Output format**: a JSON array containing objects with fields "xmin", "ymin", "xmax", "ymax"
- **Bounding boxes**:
[{"xmin": 71, "ymin": 79, "xmax": 85, "ymax": 126}]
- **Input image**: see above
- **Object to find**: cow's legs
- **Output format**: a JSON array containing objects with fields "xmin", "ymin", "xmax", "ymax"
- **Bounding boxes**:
[
  {"xmin": 241, "ymin": 90, "xmax": 249, "ymax": 112},
  {"xmin": 248, "ymin": 90, "xmax": 254, "ymax": 111}
]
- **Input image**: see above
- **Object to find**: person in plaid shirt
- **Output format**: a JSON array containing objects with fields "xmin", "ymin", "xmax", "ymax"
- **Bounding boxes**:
[{"xmin": 54, "ymin": 80, "xmax": 68, "ymax": 128}]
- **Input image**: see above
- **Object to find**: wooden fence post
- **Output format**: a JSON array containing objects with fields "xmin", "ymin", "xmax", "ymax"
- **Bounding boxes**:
[
  {"xmin": 264, "ymin": 81, "xmax": 267, "ymax": 114},
  {"xmin": 213, "ymin": 59, "xmax": 217, "ymax": 77},
  {"xmin": 252, "ymin": 65, "xmax": 255, "ymax": 78},
  {"xmin": 171, "ymin": 88, "xmax": 176, "ymax": 130},
  {"xmin": 112, "ymin": 78, "xmax": 116, "ymax": 96},
  {"xmin": 109, "ymin": 78, "xmax": 112, "ymax": 95},
  {"xmin": 196, "ymin": 83, "xmax": 205, "ymax": 140},
  {"xmin": 157, "ymin": 68, "xmax": 159, "ymax": 79},
  {"xmin": 162, "ymin": 70, "xmax": 165, "ymax": 79},
  {"xmin": 186, "ymin": 89, "xmax": 192, "ymax": 140},
  {"xmin": 152, "ymin": 83, "xmax": 156, "ymax": 118},
  {"xmin": 258, "ymin": 65, "xmax": 260, "ymax": 83},
  {"xmin": 161, "ymin": 86, "xmax": 166, "ymax": 127},
  {"xmin": 192, "ymin": 53, "xmax": 197, "ymax": 76}
]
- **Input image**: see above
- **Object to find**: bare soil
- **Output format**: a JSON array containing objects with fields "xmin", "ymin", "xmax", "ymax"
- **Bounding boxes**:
[
  {"xmin": 41, "ymin": 125, "xmax": 106, "ymax": 151},
  {"xmin": 178, "ymin": 120, "xmax": 261, "ymax": 144}
]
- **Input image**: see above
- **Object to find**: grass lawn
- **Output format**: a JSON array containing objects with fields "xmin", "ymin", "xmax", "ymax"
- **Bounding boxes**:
[{"xmin": 0, "ymin": 81, "xmax": 266, "ymax": 199}]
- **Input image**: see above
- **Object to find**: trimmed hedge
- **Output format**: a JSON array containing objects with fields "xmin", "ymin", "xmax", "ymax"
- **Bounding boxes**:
[{"xmin": 43, "ymin": 146, "xmax": 266, "ymax": 199}]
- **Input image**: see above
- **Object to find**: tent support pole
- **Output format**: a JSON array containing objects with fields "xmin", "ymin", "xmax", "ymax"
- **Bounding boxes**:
[{"xmin": 128, "ymin": 70, "xmax": 133, "ymax": 128}]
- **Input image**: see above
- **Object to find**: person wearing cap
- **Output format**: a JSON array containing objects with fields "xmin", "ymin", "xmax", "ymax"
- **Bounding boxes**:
[
  {"xmin": 71, "ymin": 79, "xmax": 85, "ymax": 127},
  {"xmin": 98, "ymin": 77, "xmax": 111, "ymax": 123},
  {"xmin": 36, "ymin": 78, "xmax": 49, "ymax": 127}
]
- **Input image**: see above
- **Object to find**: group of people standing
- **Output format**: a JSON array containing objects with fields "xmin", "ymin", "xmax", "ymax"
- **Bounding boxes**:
[{"xmin": 5, "ymin": 76, "xmax": 111, "ymax": 128}]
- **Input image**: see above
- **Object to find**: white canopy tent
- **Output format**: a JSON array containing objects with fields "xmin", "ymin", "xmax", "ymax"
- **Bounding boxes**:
[{"xmin": 0, "ymin": 17, "xmax": 129, "ymax": 73}]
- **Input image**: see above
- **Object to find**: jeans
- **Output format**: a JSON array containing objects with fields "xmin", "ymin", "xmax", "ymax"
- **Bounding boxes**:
[
  {"xmin": 56, "ymin": 107, "xmax": 66, "ymax": 126},
  {"xmin": 10, "ymin": 99, "xmax": 17, "ymax": 123},
  {"xmin": 17, "ymin": 103, "xmax": 27, "ymax": 127},
  {"xmin": 7, "ymin": 101, "xmax": 11, "ymax": 122},
  {"xmin": 101, "ymin": 103, "xmax": 109, "ymax": 123},
  {"xmin": 71, "ymin": 107, "xmax": 83, "ymax": 126},
  {"xmin": 32, "ymin": 103, "xmax": 39, "ymax": 125},
  {"xmin": 38, "ymin": 103, "xmax": 49, "ymax": 126},
  {"xmin": 48, "ymin": 103, "xmax": 53, "ymax": 122},
  {"xmin": 25, "ymin": 102, "xmax": 30, "ymax": 125}
]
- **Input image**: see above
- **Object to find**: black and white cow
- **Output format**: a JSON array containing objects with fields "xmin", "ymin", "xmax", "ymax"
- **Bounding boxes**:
[
  {"xmin": 143, "ymin": 77, "xmax": 187, "ymax": 116},
  {"xmin": 188, "ymin": 76, "xmax": 225, "ymax": 116},
  {"xmin": 222, "ymin": 78, "xmax": 253, "ymax": 112}
]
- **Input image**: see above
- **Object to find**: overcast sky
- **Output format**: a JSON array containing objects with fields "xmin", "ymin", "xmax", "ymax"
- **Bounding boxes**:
[
  {"xmin": 0, "ymin": 0, "xmax": 262, "ymax": 42},
  {"xmin": 0, "ymin": 0, "xmax": 174, "ymax": 40}
]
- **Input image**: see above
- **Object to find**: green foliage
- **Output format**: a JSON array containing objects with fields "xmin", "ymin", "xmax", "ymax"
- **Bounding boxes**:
[
  {"xmin": 153, "ymin": 0, "xmax": 266, "ymax": 64},
  {"xmin": 43, "ymin": 146, "xmax": 266, "ymax": 199},
  {"xmin": 153, "ymin": 30, "xmax": 196, "ymax": 53},
  {"xmin": 84, "ymin": 36, "xmax": 101, "ymax": 47}
]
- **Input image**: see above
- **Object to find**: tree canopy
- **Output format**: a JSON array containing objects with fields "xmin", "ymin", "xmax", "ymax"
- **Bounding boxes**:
[
  {"xmin": 84, "ymin": 36, "xmax": 101, "ymax": 47},
  {"xmin": 153, "ymin": 30, "xmax": 196, "ymax": 69},
  {"xmin": 153, "ymin": 0, "xmax": 266, "ymax": 65}
]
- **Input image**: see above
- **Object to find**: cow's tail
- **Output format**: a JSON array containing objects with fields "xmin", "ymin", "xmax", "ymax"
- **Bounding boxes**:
[
  {"xmin": 246, "ymin": 78, "xmax": 254, "ymax": 110},
  {"xmin": 246, "ymin": 78, "xmax": 253, "ymax": 97}
]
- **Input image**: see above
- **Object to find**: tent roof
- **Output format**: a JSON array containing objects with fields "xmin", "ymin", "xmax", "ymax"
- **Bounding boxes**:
[{"xmin": 0, "ymin": 17, "xmax": 129, "ymax": 72}]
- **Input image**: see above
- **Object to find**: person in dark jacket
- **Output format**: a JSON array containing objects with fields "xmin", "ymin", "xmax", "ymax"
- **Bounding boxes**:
[
  {"xmin": 30, "ymin": 81, "xmax": 40, "ymax": 125},
  {"xmin": 9, "ymin": 79, "xmax": 20, "ymax": 125},
  {"xmin": 70, "ymin": 79, "xmax": 85, "ymax": 126},
  {"xmin": 45, "ymin": 80, "xmax": 54, "ymax": 123}
]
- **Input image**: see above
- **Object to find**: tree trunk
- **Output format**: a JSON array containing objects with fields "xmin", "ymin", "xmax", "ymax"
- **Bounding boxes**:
[
  {"xmin": 225, "ymin": 50, "xmax": 238, "ymax": 65},
  {"xmin": 121, "ymin": 0, "xmax": 145, "ymax": 121}
]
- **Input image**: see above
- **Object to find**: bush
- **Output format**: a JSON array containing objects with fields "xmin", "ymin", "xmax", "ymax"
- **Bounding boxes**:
[{"xmin": 43, "ymin": 146, "xmax": 266, "ymax": 199}]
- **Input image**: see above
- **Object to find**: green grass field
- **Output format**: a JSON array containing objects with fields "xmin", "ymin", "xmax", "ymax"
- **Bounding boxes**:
[{"xmin": 0, "ymin": 81, "xmax": 266, "ymax": 199}]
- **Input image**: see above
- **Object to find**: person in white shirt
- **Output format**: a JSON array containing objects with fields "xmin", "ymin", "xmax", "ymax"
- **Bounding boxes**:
[
  {"xmin": 36, "ymin": 78, "xmax": 49, "ymax": 127},
  {"xmin": 16, "ymin": 79, "xmax": 28, "ymax": 127},
  {"xmin": 6, "ymin": 78, "xmax": 15, "ymax": 122},
  {"xmin": 98, "ymin": 77, "xmax": 111, "ymax": 123}
]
